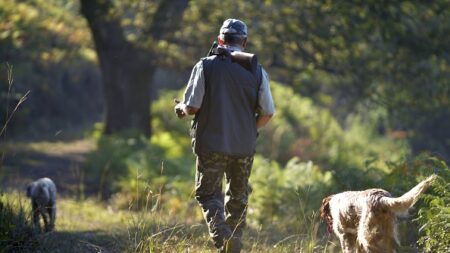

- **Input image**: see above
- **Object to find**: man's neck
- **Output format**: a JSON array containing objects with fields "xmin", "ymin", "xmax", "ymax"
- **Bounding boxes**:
[{"xmin": 220, "ymin": 44, "xmax": 243, "ymax": 52}]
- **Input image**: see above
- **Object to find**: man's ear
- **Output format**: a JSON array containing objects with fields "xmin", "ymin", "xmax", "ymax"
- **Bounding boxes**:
[
  {"xmin": 242, "ymin": 37, "xmax": 247, "ymax": 49},
  {"xmin": 217, "ymin": 36, "xmax": 224, "ymax": 45}
]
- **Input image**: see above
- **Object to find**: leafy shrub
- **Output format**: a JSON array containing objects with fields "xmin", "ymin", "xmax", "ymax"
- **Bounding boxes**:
[
  {"xmin": 85, "ymin": 131, "xmax": 194, "ymax": 203},
  {"xmin": 249, "ymin": 155, "xmax": 333, "ymax": 233},
  {"xmin": 258, "ymin": 82, "xmax": 410, "ymax": 191},
  {"xmin": 84, "ymin": 89, "xmax": 196, "ymax": 209},
  {"xmin": 371, "ymin": 154, "xmax": 449, "ymax": 251},
  {"xmin": 413, "ymin": 157, "xmax": 449, "ymax": 252}
]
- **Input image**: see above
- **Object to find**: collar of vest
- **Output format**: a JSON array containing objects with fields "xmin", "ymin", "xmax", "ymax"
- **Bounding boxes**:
[
  {"xmin": 211, "ymin": 48, "xmax": 258, "ymax": 75},
  {"xmin": 220, "ymin": 45, "xmax": 243, "ymax": 52}
]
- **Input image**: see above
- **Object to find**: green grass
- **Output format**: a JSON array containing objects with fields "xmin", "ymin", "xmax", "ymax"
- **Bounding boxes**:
[
  {"xmin": 0, "ymin": 191, "xmax": 339, "ymax": 253},
  {"xmin": 1, "ymin": 192, "xmax": 128, "ymax": 252}
]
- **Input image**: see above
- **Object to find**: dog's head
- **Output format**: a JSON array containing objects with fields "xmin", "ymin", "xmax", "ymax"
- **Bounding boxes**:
[{"xmin": 26, "ymin": 183, "xmax": 33, "ymax": 198}]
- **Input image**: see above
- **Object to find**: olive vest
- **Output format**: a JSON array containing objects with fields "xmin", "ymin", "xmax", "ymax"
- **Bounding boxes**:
[{"xmin": 192, "ymin": 54, "xmax": 261, "ymax": 156}]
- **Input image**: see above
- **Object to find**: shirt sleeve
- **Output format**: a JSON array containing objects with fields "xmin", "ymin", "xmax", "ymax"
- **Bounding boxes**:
[
  {"xmin": 183, "ymin": 60, "xmax": 205, "ymax": 108},
  {"xmin": 258, "ymin": 67, "xmax": 275, "ymax": 115}
]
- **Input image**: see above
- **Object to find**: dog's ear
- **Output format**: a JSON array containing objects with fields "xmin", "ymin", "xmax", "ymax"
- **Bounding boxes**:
[
  {"xmin": 320, "ymin": 196, "xmax": 334, "ymax": 234},
  {"xmin": 319, "ymin": 196, "xmax": 331, "ymax": 221},
  {"xmin": 26, "ymin": 184, "xmax": 32, "ymax": 197}
]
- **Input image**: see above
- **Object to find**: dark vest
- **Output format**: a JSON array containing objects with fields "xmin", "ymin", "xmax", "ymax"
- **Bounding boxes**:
[{"xmin": 193, "ymin": 54, "xmax": 261, "ymax": 156}]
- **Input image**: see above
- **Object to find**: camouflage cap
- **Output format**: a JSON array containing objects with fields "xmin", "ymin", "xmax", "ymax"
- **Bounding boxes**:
[{"xmin": 220, "ymin": 19, "xmax": 247, "ymax": 36}]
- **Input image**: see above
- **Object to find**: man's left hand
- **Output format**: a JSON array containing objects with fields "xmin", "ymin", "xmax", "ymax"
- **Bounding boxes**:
[{"xmin": 174, "ymin": 100, "xmax": 186, "ymax": 118}]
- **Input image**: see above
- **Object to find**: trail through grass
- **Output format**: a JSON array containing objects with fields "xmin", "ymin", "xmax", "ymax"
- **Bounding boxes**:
[{"xmin": 1, "ymin": 139, "xmax": 338, "ymax": 253}]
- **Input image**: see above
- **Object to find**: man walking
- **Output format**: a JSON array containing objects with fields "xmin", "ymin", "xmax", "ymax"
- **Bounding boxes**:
[{"xmin": 175, "ymin": 18, "xmax": 274, "ymax": 252}]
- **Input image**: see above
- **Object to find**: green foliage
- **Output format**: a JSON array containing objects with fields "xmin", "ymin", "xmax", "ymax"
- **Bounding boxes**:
[
  {"xmin": 372, "ymin": 154, "xmax": 449, "ymax": 251},
  {"xmin": 249, "ymin": 156, "xmax": 332, "ymax": 229},
  {"xmin": 414, "ymin": 158, "xmax": 450, "ymax": 253},
  {"xmin": 85, "ymin": 90, "xmax": 195, "ymax": 206},
  {"xmin": 151, "ymin": 89, "xmax": 191, "ymax": 139},
  {"xmin": 259, "ymin": 81, "xmax": 409, "ymax": 190},
  {"xmin": 178, "ymin": 0, "xmax": 450, "ymax": 160},
  {"xmin": 2, "ymin": 0, "xmax": 449, "ymax": 160},
  {"xmin": 85, "ymin": 85, "xmax": 449, "ymax": 252},
  {"xmin": 0, "ymin": 0, "xmax": 101, "ymax": 135},
  {"xmin": 85, "ymin": 132, "xmax": 194, "ymax": 203},
  {"xmin": 0, "ymin": 193, "xmax": 38, "ymax": 252},
  {"xmin": 179, "ymin": 0, "xmax": 450, "ymax": 106}
]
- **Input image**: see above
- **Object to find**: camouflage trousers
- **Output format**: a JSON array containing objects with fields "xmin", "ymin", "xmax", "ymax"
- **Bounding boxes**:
[{"xmin": 195, "ymin": 152, "xmax": 254, "ymax": 251}]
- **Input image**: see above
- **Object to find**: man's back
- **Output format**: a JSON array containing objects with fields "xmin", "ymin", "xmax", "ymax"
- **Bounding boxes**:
[{"xmin": 195, "ymin": 54, "xmax": 260, "ymax": 156}]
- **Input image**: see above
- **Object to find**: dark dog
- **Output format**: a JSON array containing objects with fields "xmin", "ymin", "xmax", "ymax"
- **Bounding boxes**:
[{"xmin": 26, "ymin": 177, "xmax": 57, "ymax": 232}]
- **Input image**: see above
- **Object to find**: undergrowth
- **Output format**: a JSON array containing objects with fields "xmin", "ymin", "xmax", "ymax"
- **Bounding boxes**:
[{"xmin": 0, "ymin": 194, "xmax": 38, "ymax": 253}]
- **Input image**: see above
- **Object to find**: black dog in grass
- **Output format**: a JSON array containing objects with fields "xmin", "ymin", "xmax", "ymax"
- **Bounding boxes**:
[{"xmin": 26, "ymin": 177, "xmax": 57, "ymax": 232}]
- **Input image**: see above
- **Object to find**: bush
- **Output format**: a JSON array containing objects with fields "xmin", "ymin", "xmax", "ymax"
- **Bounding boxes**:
[
  {"xmin": 258, "ymin": 82, "xmax": 410, "ymax": 192},
  {"xmin": 84, "ymin": 89, "xmax": 196, "ymax": 208},
  {"xmin": 373, "ymin": 154, "xmax": 449, "ymax": 251},
  {"xmin": 414, "ymin": 157, "xmax": 450, "ymax": 252},
  {"xmin": 249, "ymin": 155, "xmax": 333, "ymax": 232},
  {"xmin": 85, "ymin": 131, "xmax": 194, "ymax": 203}
]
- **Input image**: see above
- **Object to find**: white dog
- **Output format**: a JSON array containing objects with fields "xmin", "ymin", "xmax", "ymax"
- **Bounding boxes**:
[
  {"xmin": 320, "ymin": 175, "xmax": 436, "ymax": 253},
  {"xmin": 26, "ymin": 177, "xmax": 57, "ymax": 232}
]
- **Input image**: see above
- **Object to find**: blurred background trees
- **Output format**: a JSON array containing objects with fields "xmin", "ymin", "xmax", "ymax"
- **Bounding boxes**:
[
  {"xmin": 0, "ymin": 0, "xmax": 102, "ymax": 136},
  {"xmin": 80, "ymin": 0, "xmax": 188, "ymax": 136},
  {"xmin": 177, "ymin": 0, "xmax": 450, "ymax": 161},
  {"xmin": 2, "ymin": 0, "xmax": 447, "ymax": 158}
]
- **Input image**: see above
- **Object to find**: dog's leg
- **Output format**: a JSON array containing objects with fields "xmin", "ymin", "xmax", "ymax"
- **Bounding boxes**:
[
  {"xmin": 338, "ymin": 233, "xmax": 357, "ymax": 253},
  {"xmin": 355, "ymin": 242, "xmax": 366, "ymax": 253},
  {"xmin": 40, "ymin": 205, "xmax": 50, "ymax": 232},
  {"xmin": 32, "ymin": 201, "xmax": 41, "ymax": 232},
  {"xmin": 47, "ymin": 202, "xmax": 56, "ymax": 231}
]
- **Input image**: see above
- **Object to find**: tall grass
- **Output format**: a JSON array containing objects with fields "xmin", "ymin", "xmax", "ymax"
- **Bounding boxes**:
[
  {"xmin": 0, "ymin": 193, "xmax": 38, "ymax": 253},
  {"xmin": 0, "ymin": 63, "xmax": 30, "ymax": 139},
  {"xmin": 120, "ymin": 163, "xmax": 339, "ymax": 253},
  {"xmin": 118, "ymin": 154, "xmax": 446, "ymax": 252},
  {"xmin": 124, "ymin": 167, "xmax": 208, "ymax": 252},
  {"xmin": 0, "ymin": 64, "xmax": 37, "ymax": 252}
]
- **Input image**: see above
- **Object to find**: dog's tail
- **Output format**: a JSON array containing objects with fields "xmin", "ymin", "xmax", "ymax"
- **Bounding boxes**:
[
  {"xmin": 379, "ymin": 174, "xmax": 436, "ymax": 213},
  {"xmin": 320, "ymin": 196, "xmax": 333, "ymax": 234}
]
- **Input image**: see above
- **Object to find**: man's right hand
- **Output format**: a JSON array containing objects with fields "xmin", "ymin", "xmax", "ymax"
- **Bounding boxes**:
[{"xmin": 174, "ymin": 99, "xmax": 199, "ymax": 118}]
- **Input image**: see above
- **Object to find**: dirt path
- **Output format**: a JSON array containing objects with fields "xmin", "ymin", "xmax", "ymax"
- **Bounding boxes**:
[{"xmin": 1, "ymin": 138, "xmax": 96, "ymax": 196}]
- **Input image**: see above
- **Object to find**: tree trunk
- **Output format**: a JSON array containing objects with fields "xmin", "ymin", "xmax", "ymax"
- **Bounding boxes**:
[
  {"xmin": 80, "ymin": 0, "xmax": 188, "ymax": 137},
  {"xmin": 100, "ymin": 46, "xmax": 154, "ymax": 136}
]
